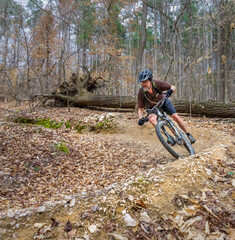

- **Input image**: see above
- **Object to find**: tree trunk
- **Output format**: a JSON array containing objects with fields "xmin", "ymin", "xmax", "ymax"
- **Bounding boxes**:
[
  {"xmin": 172, "ymin": 100, "xmax": 235, "ymax": 118},
  {"xmin": 53, "ymin": 93, "xmax": 235, "ymax": 118},
  {"xmin": 135, "ymin": 2, "xmax": 148, "ymax": 93},
  {"xmin": 54, "ymin": 93, "xmax": 137, "ymax": 108},
  {"xmin": 153, "ymin": 7, "xmax": 158, "ymax": 77}
]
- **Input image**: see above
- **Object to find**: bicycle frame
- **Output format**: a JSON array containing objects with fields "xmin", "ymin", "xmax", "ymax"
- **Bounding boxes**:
[
  {"xmin": 143, "ymin": 97, "xmax": 183, "ymax": 142},
  {"xmin": 142, "ymin": 96, "xmax": 195, "ymax": 158}
]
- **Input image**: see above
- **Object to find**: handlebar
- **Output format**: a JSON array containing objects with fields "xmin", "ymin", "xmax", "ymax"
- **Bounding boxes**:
[{"xmin": 142, "ymin": 96, "xmax": 167, "ymax": 122}]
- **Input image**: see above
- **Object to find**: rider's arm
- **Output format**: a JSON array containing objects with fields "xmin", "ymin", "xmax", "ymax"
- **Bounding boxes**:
[
  {"xmin": 170, "ymin": 85, "xmax": 176, "ymax": 92},
  {"xmin": 138, "ymin": 108, "xmax": 144, "ymax": 119},
  {"xmin": 165, "ymin": 85, "xmax": 176, "ymax": 97}
]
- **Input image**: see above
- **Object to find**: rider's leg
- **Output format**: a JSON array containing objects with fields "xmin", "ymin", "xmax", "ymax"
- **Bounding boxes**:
[
  {"xmin": 171, "ymin": 113, "xmax": 188, "ymax": 133},
  {"xmin": 162, "ymin": 99, "xmax": 196, "ymax": 143},
  {"xmin": 161, "ymin": 99, "xmax": 188, "ymax": 133},
  {"xmin": 148, "ymin": 114, "xmax": 157, "ymax": 126},
  {"xmin": 162, "ymin": 99, "xmax": 188, "ymax": 133},
  {"xmin": 171, "ymin": 113, "xmax": 196, "ymax": 144}
]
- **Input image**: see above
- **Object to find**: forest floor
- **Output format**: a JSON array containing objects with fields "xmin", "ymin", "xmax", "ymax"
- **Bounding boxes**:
[{"xmin": 0, "ymin": 102, "xmax": 234, "ymax": 240}]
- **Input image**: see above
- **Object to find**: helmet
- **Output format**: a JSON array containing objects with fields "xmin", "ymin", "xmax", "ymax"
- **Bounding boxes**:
[{"xmin": 138, "ymin": 70, "xmax": 153, "ymax": 82}]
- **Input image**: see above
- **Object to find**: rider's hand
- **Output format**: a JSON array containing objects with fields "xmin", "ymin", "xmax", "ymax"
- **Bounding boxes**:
[
  {"xmin": 138, "ymin": 118, "xmax": 145, "ymax": 126},
  {"xmin": 166, "ymin": 89, "xmax": 173, "ymax": 97}
]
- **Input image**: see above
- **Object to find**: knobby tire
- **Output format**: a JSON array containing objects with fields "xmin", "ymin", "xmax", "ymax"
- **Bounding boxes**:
[{"xmin": 156, "ymin": 120, "xmax": 195, "ymax": 159}]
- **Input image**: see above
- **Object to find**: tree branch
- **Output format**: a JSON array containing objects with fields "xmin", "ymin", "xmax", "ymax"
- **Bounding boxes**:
[
  {"xmin": 164, "ymin": 57, "xmax": 174, "ymax": 81},
  {"xmin": 142, "ymin": 0, "xmax": 173, "ymax": 23},
  {"xmin": 142, "ymin": 0, "xmax": 189, "ymax": 47},
  {"xmin": 175, "ymin": 0, "xmax": 191, "ymax": 25}
]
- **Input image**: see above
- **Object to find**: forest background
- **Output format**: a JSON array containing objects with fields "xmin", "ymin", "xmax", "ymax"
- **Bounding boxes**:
[{"xmin": 0, "ymin": 0, "xmax": 234, "ymax": 105}]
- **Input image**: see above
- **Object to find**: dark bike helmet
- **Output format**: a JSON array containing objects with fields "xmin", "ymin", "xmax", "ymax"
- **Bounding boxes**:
[{"xmin": 138, "ymin": 70, "xmax": 153, "ymax": 82}]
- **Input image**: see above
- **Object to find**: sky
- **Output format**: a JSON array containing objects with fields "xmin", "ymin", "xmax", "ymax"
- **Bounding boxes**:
[{"xmin": 15, "ymin": 0, "xmax": 48, "ymax": 7}]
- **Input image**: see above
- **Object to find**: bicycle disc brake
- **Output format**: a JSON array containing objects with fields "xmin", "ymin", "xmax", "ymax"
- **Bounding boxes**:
[{"xmin": 174, "ymin": 136, "xmax": 183, "ymax": 145}]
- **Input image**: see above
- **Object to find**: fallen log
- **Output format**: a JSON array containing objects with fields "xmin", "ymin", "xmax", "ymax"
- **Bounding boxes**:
[
  {"xmin": 54, "ymin": 93, "xmax": 137, "ymax": 108},
  {"xmin": 53, "ymin": 93, "xmax": 235, "ymax": 118},
  {"xmin": 172, "ymin": 100, "xmax": 235, "ymax": 118}
]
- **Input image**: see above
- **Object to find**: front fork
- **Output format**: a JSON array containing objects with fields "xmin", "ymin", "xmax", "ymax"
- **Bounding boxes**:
[
  {"xmin": 160, "ymin": 118, "xmax": 183, "ymax": 145},
  {"xmin": 157, "ymin": 109, "xmax": 181, "ymax": 140},
  {"xmin": 161, "ymin": 126, "xmax": 171, "ymax": 138},
  {"xmin": 158, "ymin": 114, "xmax": 176, "ymax": 137}
]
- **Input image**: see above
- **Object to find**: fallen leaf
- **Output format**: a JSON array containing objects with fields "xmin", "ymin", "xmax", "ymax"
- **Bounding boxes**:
[
  {"xmin": 133, "ymin": 200, "xmax": 147, "ymax": 210},
  {"xmin": 51, "ymin": 218, "xmax": 59, "ymax": 228},
  {"xmin": 64, "ymin": 220, "xmax": 72, "ymax": 232}
]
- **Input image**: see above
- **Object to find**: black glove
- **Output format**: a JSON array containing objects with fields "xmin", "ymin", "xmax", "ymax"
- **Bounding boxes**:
[
  {"xmin": 138, "ymin": 118, "xmax": 145, "ymax": 126},
  {"xmin": 166, "ymin": 89, "xmax": 173, "ymax": 97}
]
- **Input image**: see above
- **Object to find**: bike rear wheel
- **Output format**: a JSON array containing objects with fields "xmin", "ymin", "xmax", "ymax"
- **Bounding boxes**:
[{"xmin": 156, "ymin": 120, "xmax": 195, "ymax": 159}]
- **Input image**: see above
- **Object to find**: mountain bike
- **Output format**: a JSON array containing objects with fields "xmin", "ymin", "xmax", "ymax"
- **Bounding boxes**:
[{"xmin": 142, "ymin": 97, "xmax": 195, "ymax": 159}]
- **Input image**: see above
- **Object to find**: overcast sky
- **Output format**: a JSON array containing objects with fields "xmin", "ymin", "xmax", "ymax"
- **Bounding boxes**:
[{"xmin": 15, "ymin": 0, "xmax": 48, "ymax": 7}]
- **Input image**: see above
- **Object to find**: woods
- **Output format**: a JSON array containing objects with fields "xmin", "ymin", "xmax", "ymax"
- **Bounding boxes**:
[
  {"xmin": 0, "ymin": 0, "xmax": 234, "ymax": 113},
  {"xmin": 0, "ymin": 1, "xmax": 235, "ymax": 239}
]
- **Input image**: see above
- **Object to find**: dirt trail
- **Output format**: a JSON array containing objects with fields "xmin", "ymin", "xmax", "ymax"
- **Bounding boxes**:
[
  {"xmin": 113, "ymin": 115, "xmax": 231, "ymax": 159},
  {"xmin": 0, "ymin": 104, "xmax": 234, "ymax": 240}
]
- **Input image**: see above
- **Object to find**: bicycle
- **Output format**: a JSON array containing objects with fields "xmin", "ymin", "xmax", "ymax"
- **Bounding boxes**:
[{"xmin": 142, "ymin": 97, "xmax": 195, "ymax": 159}]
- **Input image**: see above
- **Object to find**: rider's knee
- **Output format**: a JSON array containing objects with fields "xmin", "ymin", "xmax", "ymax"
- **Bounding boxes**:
[
  {"xmin": 148, "ymin": 115, "xmax": 157, "ymax": 124},
  {"xmin": 171, "ymin": 113, "xmax": 179, "ymax": 120},
  {"xmin": 148, "ymin": 118, "xmax": 154, "ymax": 124}
]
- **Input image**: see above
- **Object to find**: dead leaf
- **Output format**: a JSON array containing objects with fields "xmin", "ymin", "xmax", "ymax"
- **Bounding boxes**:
[
  {"xmin": 205, "ymin": 220, "xmax": 210, "ymax": 234},
  {"xmin": 64, "ymin": 220, "xmax": 72, "ymax": 232},
  {"xmin": 202, "ymin": 205, "xmax": 219, "ymax": 219},
  {"xmin": 222, "ymin": 55, "xmax": 226, "ymax": 64},
  {"xmin": 51, "ymin": 218, "xmax": 59, "ymax": 228},
  {"xmin": 230, "ymin": 23, "xmax": 235, "ymax": 31},
  {"xmin": 208, "ymin": 67, "xmax": 211, "ymax": 74},
  {"xmin": 133, "ymin": 200, "xmax": 147, "ymax": 210},
  {"xmin": 183, "ymin": 206, "xmax": 197, "ymax": 216},
  {"xmin": 180, "ymin": 216, "xmax": 203, "ymax": 232}
]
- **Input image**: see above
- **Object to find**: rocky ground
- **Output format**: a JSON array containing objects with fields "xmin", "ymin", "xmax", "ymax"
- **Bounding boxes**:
[{"xmin": 0, "ymin": 102, "xmax": 234, "ymax": 240}]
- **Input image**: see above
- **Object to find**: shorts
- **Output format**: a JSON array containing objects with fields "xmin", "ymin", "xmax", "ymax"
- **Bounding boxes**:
[{"xmin": 161, "ymin": 98, "xmax": 176, "ymax": 116}]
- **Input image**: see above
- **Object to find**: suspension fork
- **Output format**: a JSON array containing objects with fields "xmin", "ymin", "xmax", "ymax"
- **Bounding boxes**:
[
  {"xmin": 167, "ymin": 120, "xmax": 180, "ymax": 136},
  {"xmin": 161, "ymin": 126, "xmax": 171, "ymax": 138},
  {"xmin": 157, "ymin": 111, "xmax": 180, "ymax": 138},
  {"xmin": 161, "ymin": 119, "xmax": 180, "ymax": 138}
]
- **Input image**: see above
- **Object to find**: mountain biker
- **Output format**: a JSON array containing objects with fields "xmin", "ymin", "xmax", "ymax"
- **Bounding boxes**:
[{"xmin": 137, "ymin": 69, "xmax": 196, "ymax": 144}]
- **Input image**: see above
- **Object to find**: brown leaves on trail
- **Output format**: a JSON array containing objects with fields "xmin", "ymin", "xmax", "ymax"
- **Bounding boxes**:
[
  {"xmin": 0, "ymin": 106, "xmax": 153, "ymax": 211},
  {"xmin": 185, "ymin": 116, "xmax": 235, "ymax": 136},
  {"xmin": 0, "ymin": 103, "xmax": 234, "ymax": 239},
  {"xmin": 104, "ymin": 220, "xmax": 117, "ymax": 232},
  {"xmin": 126, "ymin": 189, "xmax": 234, "ymax": 239},
  {"xmin": 172, "ymin": 194, "xmax": 193, "ymax": 208},
  {"xmin": 171, "ymin": 195, "xmax": 235, "ymax": 239}
]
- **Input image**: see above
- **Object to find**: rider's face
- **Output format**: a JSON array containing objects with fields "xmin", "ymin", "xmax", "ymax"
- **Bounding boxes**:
[{"xmin": 141, "ymin": 79, "xmax": 151, "ymax": 90}]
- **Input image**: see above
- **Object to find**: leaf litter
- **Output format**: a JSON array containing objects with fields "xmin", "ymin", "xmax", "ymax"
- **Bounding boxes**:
[{"xmin": 0, "ymin": 102, "xmax": 234, "ymax": 239}]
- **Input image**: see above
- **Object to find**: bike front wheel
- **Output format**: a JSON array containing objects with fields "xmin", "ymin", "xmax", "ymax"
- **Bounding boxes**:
[{"xmin": 156, "ymin": 120, "xmax": 195, "ymax": 159}]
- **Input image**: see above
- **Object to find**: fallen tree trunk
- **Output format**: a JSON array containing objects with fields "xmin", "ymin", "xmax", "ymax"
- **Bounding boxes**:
[
  {"xmin": 53, "ymin": 93, "xmax": 235, "ymax": 118},
  {"xmin": 172, "ymin": 100, "xmax": 235, "ymax": 118},
  {"xmin": 54, "ymin": 93, "xmax": 137, "ymax": 108}
]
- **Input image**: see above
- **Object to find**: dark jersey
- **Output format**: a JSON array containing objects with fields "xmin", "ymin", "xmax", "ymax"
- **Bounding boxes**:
[{"xmin": 138, "ymin": 80, "xmax": 171, "ymax": 108}]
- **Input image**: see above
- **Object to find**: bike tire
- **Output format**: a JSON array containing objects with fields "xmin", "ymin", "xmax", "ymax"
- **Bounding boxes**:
[{"xmin": 156, "ymin": 120, "xmax": 195, "ymax": 159}]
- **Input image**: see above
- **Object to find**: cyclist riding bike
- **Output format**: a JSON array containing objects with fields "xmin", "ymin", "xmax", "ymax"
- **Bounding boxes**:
[{"xmin": 137, "ymin": 69, "xmax": 196, "ymax": 145}]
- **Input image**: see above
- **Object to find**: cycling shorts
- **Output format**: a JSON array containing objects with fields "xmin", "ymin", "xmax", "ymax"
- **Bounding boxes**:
[{"xmin": 162, "ymin": 98, "xmax": 176, "ymax": 116}]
